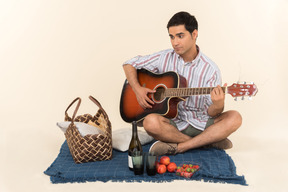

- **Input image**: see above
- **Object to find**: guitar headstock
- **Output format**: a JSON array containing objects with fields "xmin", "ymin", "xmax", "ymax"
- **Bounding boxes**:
[{"xmin": 227, "ymin": 82, "xmax": 258, "ymax": 100}]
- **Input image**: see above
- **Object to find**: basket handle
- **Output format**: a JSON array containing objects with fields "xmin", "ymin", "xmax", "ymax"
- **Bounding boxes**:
[
  {"xmin": 65, "ymin": 97, "xmax": 81, "ymax": 124},
  {"xmin": 89, "ymin": 95, "xmax": 109, "ymax": 121}
]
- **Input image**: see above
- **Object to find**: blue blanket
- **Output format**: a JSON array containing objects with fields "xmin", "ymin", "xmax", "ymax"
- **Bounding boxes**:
[{"xmin": 44, "ymin": 141, "xmax": 247, "ymax": 185}]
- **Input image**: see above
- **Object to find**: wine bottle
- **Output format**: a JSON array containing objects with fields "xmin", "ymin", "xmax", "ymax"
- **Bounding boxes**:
[{"xmin": 128, "ymin": 121, "xmax": 142, "ymax": 171}]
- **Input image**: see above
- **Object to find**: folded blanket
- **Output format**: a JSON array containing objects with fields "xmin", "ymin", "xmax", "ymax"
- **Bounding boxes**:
[{"xmin": 44, "ymin": 141, "xmax": 247, "ymax": 185}]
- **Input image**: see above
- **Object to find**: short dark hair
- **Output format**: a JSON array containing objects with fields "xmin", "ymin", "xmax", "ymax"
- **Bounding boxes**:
[{"xmin": 167, "ymin": 11, "xmax": 198, "ymax": 33}]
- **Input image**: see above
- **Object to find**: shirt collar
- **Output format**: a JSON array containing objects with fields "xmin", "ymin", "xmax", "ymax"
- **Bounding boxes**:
[{"xmin": 175, "ymin": 45, "xmax": 201, "ymax": 65}]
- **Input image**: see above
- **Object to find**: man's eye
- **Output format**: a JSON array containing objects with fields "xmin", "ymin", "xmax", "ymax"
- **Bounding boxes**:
[{"xmin": 179, "ymin": 35, "xmax": 184, "ymax": 38}]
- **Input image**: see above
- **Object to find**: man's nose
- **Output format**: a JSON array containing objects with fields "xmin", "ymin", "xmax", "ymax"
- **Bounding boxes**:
[{"xmin": 172, "ymin": 38, "xmax": 179, "ymax": 46}]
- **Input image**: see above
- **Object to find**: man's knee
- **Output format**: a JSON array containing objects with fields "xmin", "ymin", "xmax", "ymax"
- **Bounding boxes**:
[
  {"xmin": 143, "ymin": 114, "xmax": 161, "ymax": 134},
  {"xmin": 226, "ymin": 110, "xmax": 242, "ymax": 132}
]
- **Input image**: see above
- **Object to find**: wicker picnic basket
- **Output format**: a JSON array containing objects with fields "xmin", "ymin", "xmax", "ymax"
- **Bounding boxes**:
[{"xmin": 64, "ymin": 96, "xmax": 112, "ymax": 163}]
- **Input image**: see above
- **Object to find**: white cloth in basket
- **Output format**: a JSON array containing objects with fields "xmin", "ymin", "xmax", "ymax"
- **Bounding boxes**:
[{"xmin": 57, "ymin": 121, "xmax": 105, "ymax": 137}]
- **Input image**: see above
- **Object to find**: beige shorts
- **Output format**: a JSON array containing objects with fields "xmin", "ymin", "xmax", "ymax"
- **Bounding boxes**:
[{"xmin": 170, "ymin": 118, "xmax": 214, "ymax": 137}]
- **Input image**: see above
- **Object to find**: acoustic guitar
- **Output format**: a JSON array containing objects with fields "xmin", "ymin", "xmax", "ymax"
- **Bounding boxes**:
[{"xmin": 120, "ymin": 68, "xmax": 258, "ymax": 123}]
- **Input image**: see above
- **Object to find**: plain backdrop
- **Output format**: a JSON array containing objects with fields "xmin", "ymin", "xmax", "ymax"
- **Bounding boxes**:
[{"xmin": 1, "ymin": 0, "xmax": 287, "ymax": 192}]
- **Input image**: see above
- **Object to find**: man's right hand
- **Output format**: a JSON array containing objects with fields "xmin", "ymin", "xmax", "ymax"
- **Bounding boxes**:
[
  {"xmin": 134, "ymin": 86, "xmax": 156, "ymax": 109},
  {"xmin": 123, "ymin": 64, "xmax": 156, "ymax": 109}
]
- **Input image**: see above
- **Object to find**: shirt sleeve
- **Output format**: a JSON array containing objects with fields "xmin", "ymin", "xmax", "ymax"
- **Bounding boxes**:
[{"xmin": 123, "ymin": 52, "xmax": 163, "ymax": 73}]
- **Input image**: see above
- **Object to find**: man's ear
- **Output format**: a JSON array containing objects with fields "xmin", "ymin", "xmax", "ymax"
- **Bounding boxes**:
[{"xmin": 192, "ymin": 29, "xmax": 198, "ymax": 40}]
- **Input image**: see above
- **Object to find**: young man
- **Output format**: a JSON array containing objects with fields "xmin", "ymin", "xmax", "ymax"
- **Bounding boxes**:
[{"xmin": 122, "ymin": 12, "xmax": 242, "ymax": 156}]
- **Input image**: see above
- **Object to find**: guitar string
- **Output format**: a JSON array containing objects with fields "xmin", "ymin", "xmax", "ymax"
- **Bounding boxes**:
[{"xmin": 164, "ymin": 87, "xmax": 226, "ymax": 97}]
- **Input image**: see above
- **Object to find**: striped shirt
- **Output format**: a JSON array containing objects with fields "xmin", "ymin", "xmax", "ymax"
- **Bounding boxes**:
[{"xmin": 123, "ymin": 46, "xmax": 222, "ymax": 131}]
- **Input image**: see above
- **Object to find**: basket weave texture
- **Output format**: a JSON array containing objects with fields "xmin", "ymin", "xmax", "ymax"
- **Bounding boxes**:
[{"xmin": 64, "ymin": 96, "xmax": 112, "ymax": 164}]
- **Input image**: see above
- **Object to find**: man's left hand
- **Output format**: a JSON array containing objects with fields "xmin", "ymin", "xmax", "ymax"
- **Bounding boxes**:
[{"xmin": 210, "ymin": 83, "xmax": 227, "ymax": 110}]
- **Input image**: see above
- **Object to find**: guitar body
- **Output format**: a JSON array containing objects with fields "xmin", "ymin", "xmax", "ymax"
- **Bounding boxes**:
[
  {"xmin": 120, "ymin": 68, "xmax": 187, "ymax": 123},
  {"xmin": 120, "ymin": 69, "xmax": 258, "ymax": 123}
]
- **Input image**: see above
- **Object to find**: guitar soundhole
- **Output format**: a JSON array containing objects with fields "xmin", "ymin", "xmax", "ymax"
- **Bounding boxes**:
[{"xmin": 152, "ymin": 85, "xmax": 166, "ymax": 103}]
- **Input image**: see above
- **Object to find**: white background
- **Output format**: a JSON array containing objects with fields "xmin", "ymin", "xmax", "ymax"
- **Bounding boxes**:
[{"xmin": 1, "ymin": 0, "xmax": 287, "ymax": 191}]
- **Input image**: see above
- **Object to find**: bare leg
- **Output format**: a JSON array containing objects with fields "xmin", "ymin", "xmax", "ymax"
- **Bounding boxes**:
[
  {"xmin": 143, "ymin": 114, "xmax": 191, "ymax": 143},
  {"xmin": 177, "ymin": 110, "xmax": 242, "ymax": 152},
  {"xmin": 143, "ymin": 110, "xmax": 242, "ymax": 152}
]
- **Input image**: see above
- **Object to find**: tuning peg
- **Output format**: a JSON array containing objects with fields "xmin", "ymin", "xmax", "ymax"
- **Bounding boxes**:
[
  {"xmin": 244, "ymin": 81, "xmax": 246, "ymax": 84},
  {"xmin": 242, "ymin": 96, "xmax": 245, "ymax": 100},
  {"xmin": 234, "ymin": 97, "xmax": 238, "ymax": 101},
  {"xmin": 248, "ymin": 96, "xmax": 253, "ymax": 101}
]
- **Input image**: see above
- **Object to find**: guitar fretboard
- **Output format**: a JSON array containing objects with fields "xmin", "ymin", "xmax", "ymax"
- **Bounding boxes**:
[{"xmin": 164, "ymin": 87, "xmax": 226, "ymax": 97}]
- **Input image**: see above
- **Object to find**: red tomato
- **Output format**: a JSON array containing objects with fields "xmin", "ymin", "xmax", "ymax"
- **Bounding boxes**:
[
  {"xmin": 160, "ymin": 156, "xmax": 170, "ymax": 166},
  {"xmin": 157, "ymin": 164, "xmax": 167, "ymax": 174},
  {"xmin": 167, "ymin": 162, "xmax": 177, "ymax": 173}
]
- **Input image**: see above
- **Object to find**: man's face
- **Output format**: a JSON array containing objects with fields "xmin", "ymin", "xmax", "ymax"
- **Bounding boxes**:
[{"xmin": 168, "ymin": 25, "xmax": 197, "ymax": 57}]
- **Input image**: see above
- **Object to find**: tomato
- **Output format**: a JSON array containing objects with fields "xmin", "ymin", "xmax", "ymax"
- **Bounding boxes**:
[
  {"xmin": 157, "ymin": 164, "xmax": 167, "ymax": 174},
  {"xmin": 167, "ymin": 162, "xmax": 177, "ymax": 172},
  {"xmin": 160, "ymin": 156, "xmax": 170, "ymax": 166}
]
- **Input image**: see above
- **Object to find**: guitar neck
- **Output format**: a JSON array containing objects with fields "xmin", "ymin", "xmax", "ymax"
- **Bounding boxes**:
[{"xmin": 164, "ymin": 87, "xmax": 226, "ymax": 97}]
